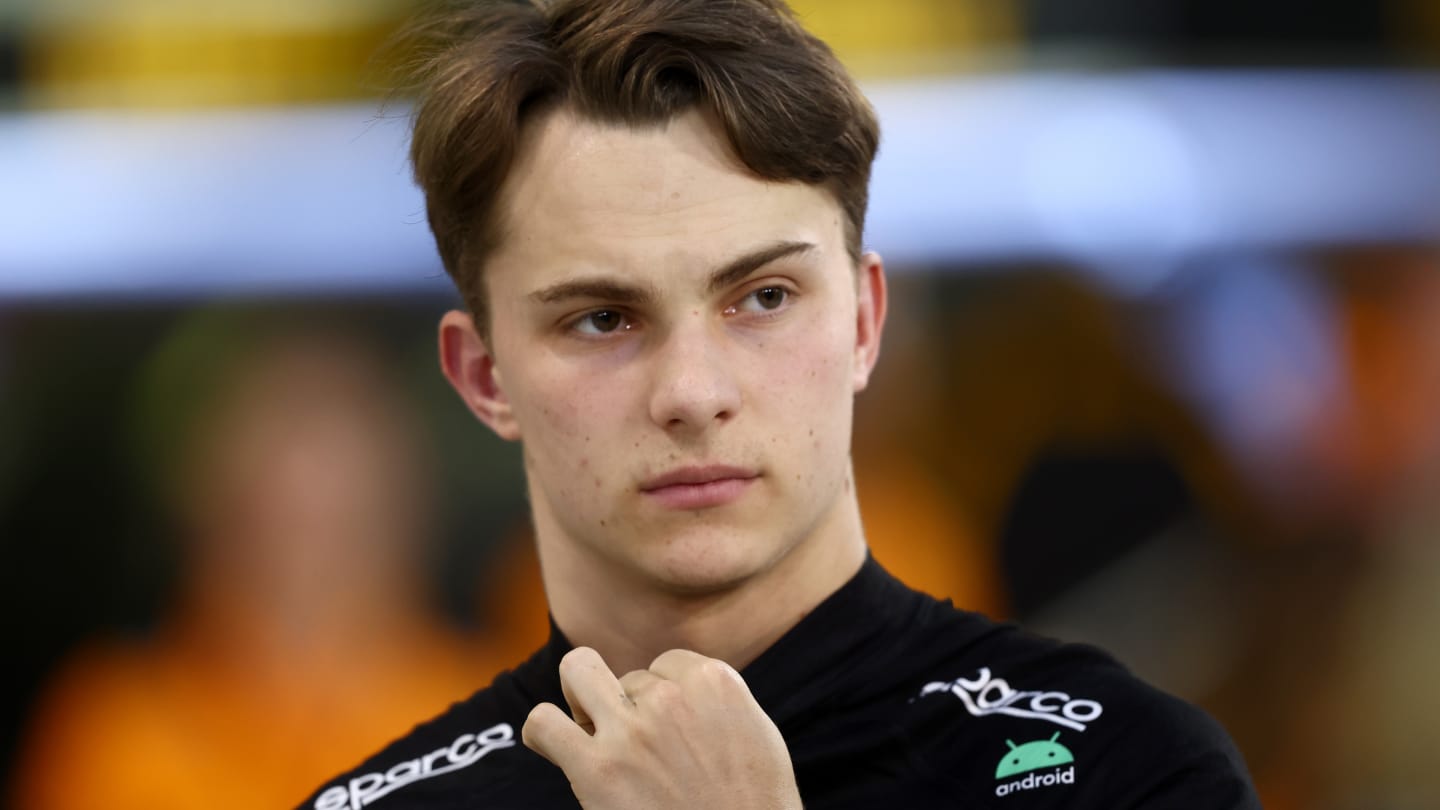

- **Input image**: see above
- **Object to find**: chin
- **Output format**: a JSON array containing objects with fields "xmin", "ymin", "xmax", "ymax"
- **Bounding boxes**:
[{"xmin": 641, "ymin": 529, "xmax": 787, "ymax": 597}]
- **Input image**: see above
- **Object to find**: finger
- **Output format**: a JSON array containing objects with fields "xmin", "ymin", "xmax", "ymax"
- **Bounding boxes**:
[
  {"xmin": 558, "ymin": 646, "xmax": 627, "ymax": 731},
  {"xmin": 617, "ymin": 668, "xmax": 666, "ymax": 702},
  {"xmin": 649, "ymin": 648, "xmax": 744, "ymax": 688},
  {"xmin": 522, "ymin": 701, "xmax": 590, "ymax": 772}
]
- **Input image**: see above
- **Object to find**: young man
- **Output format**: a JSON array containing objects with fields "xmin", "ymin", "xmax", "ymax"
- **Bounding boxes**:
[{"xmin": 301, "ymin": 1, "xmax": 1260, "ymax": 807}]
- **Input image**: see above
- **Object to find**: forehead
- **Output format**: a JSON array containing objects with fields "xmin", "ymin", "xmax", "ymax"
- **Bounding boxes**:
[{"xmin": 487, "ymin": 105, "xmax": 843, "ymax": 286}]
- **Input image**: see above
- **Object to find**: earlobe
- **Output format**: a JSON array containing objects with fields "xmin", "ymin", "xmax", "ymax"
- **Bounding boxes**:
[
  {"xmin": 852, "ymin": 251, "xmax": 888, "ymax": 392},
  {"xmin": 438, "ymin": 309, "xmax": 522, "ymax": 441}
]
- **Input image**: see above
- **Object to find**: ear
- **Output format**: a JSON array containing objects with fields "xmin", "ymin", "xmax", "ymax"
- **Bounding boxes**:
[
  {"xmin": 852, "ymin": 251, "xmax": 888, "ymax": 392},
  {"xmin": 438, "ymin": 309, "xmax": 521, "ymax": 441}
]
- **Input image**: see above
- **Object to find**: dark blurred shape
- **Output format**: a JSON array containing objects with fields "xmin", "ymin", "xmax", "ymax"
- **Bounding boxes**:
[
  {"xmin": 1180, "ymin": 0, "xmax": 1387, "ymax": 49},
  {"xmin": 1024, "ymin": 0, "xmax": 1180, "ymax": 45},
  {"xmin": 1024, "ymin": 0, "xmax": 1394, "ymax": 63},
  {"xmin": 998, "ymin": 445, "xmax": 1192, "ymax": 619},
  {"xmin": 0, "ymin": 307, "xmax": 171, "ymax": 796},
  {"xmin": 0, "ymin": 27, "xmax": 20, "ymax": 97},
  {"xmin": 8, "ymin": 305, "xmax": 493, "ymax": 810}
]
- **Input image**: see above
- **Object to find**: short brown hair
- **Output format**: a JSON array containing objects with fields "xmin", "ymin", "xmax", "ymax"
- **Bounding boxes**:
[{"xmin": 390, "ymin": 0, "xmax": 880, "ymax": 336}]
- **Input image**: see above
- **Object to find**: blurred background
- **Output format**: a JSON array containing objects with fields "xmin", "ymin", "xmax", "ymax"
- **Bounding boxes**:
[{"xmin": 2, "ymin": 1, "xmax": 1438, "ymax": 808}]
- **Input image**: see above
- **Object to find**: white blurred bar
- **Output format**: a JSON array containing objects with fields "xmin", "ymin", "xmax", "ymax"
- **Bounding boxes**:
[{"xmin": 1, "ymin": 71, "xmax": 1437, "ymax": 301}]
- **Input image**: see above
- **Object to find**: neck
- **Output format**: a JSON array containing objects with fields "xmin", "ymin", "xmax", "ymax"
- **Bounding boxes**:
[{"xmin": 537, "ymin": 485, "xmax": 867, "ymax": 676}]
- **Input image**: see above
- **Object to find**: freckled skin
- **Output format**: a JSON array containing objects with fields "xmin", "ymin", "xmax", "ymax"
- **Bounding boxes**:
[
  {"xmin": 439, "ymin": 106, "xmax": 886, "ymax": 674},
  {"xmin": 502, "ymin": 109, "xmax": 858, "ymax": 584}
]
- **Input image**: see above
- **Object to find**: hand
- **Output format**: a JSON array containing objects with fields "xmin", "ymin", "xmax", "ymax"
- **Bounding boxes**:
[{"xmin": 522, "ymin": 646, "xmax": 803, "ymax": 810}]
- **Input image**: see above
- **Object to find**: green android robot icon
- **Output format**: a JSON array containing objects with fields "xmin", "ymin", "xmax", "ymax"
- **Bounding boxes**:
[{"xmin": 995, "ymin": 732, "xmax": 1074, "ymax": 779}]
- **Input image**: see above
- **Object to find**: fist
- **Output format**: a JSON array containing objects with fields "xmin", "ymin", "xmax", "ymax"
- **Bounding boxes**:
[{"xmin": 522, "ymin": 647, "xmax": 802, "ymax": 810}]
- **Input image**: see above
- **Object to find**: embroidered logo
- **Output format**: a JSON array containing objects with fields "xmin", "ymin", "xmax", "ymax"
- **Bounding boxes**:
[
  {"xmin": 918, "ymin": 667, "xmax": 1104, "ymax": 731},
  {"xmin": 314, "ymin": 723, "xmax": 516, "ymax": 809},
  {"xmin": 996, "ymin": 732, "xmax": 1073, "ymax": 778},
  {"xmin": 995, "ymin": 733, "xmax": 1077, "ymax": 798}
]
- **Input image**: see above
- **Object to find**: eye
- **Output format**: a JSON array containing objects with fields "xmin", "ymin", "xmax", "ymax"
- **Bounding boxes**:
[
  {"xmin": 730, "ymin": 286, "xmax": 791, "ymax": 315},
  {"xmin": 571, "ymin": 309, "xmax": 632, "ymax": 336}
]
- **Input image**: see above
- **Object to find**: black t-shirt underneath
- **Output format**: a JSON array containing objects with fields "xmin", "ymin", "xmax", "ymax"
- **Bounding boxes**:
[{"xmin": 297, "ymin": 558, "xmax": 1259, "ymax": 809}]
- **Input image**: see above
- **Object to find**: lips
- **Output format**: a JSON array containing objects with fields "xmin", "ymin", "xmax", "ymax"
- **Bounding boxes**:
[
  {"xmin": 639, "ymin": 465, "xmax": 759, "ymax": 510},
  {"xmin": 641, "ymin": 465, "xmax": 757, "ymax": 491}
]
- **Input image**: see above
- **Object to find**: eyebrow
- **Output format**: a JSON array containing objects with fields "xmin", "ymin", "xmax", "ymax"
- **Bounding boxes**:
[
  {"xmin": 528, "ymin": 240, "xmax": 817, "ymax": 306},
  {"xmin": 706, "ymin": 240, "xmax": 816, "ymax": 294},
  {"xmin": 530, "ymin": 278, "xmax": 656, "ymax": 306}
]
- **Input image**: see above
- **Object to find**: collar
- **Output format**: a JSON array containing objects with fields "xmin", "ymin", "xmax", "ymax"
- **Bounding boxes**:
[{"xmin": 531, "ymin": 556, "xmax": 946, "ymax": 725}]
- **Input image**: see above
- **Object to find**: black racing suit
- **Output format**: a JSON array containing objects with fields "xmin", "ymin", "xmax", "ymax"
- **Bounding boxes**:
[{"xmin": 297, "ymin": 557, "xmax": 1260, "ymax": 809}]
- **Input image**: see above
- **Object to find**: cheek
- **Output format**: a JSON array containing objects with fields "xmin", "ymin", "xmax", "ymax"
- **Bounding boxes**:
[
  {"xmin": 514, "ymin": 366, "xmax": 632, "ymax": 476},
  {"xmin": 758, "ymin": 320, "xmax": 856, "ymax": 446},
  {"xmin": 789, "ymin": 308, "xmax": 856, "ymax": 398}
]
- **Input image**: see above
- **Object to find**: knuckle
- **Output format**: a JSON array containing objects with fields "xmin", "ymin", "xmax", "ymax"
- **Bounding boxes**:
[
  {"xmin": 647, "ymin": 678, "xmax": 685, "ymax": 708},
  {"xmin": 649, "ymin": 647, "xmax": 692, "ymax": 670},
  {"xmin": 520, "ymin": 706, "xmax": 551, "ymax": 747},
  {"xmin": 525, "ymin": 702, "xmax": 554, "ymax": 725},
  {"xmin": 523, "ymin": 702, "xmax": 562, "ymax": 734},
  {"xmin": 694, "ymin": 657, "xmax": 745, "ymax": 693},
  {"xmin": 559, "ymin": 646, "xmax": 598, "ymax": 676},
  {"xmin": 699, "ymin": 658, "xmax": 738, "ymax": 681}
]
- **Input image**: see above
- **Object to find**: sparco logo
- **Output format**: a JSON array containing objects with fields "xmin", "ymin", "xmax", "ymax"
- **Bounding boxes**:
[
  {"xmin": 314, "ymin": 723, "xmax": 516, "ymax": 809},
  {"xmin": 918, "ymin": 667, "xmax": 1104, "ymax": 732}
]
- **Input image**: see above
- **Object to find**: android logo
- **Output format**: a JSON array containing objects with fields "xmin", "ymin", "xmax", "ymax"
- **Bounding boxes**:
[{"xmin": 995, "ymin": 732, "xmax": 1074, "ymax": 779}]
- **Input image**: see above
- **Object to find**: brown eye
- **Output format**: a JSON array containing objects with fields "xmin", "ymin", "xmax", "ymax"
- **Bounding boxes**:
[
  {"xmin": 724, "ymin": 286, "xmax": 794, "ymax": 318},
  {"xmin": 574, "ymin": 309, "xmax": 628, "ymax": 335},
  {"xmin": 751, "ymin": 287, "xmax": 787, "ymax": 310}
]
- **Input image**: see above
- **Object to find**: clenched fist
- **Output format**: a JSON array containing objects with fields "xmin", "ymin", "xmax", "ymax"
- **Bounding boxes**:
[{"xmin": 522, "ymin": 647, "xmax": 803, "ymax": 810}]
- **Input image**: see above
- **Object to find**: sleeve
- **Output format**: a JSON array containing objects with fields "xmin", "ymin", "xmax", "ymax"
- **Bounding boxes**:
[
  {"xmin": 1123, "ymin": 747, "xmax": 1261, "ymax": 809},
  {"xmin": 1107, "ymin": 695, "xmax": 1262, "ymax": 810},
  {"xmin": 975, "ymin": 648, "xmax": 1263, "ymax": 810}
]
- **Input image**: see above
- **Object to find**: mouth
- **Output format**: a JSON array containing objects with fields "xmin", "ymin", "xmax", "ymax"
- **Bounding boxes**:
[{"xmin": 639, "ymin": 465, "xmax": 760, "ymax": 510}]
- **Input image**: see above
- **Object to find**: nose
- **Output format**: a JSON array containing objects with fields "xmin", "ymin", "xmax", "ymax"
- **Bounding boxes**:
[{"xmin": 647, "ymin": 317, "xmax": 742, "ymax": 433}]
